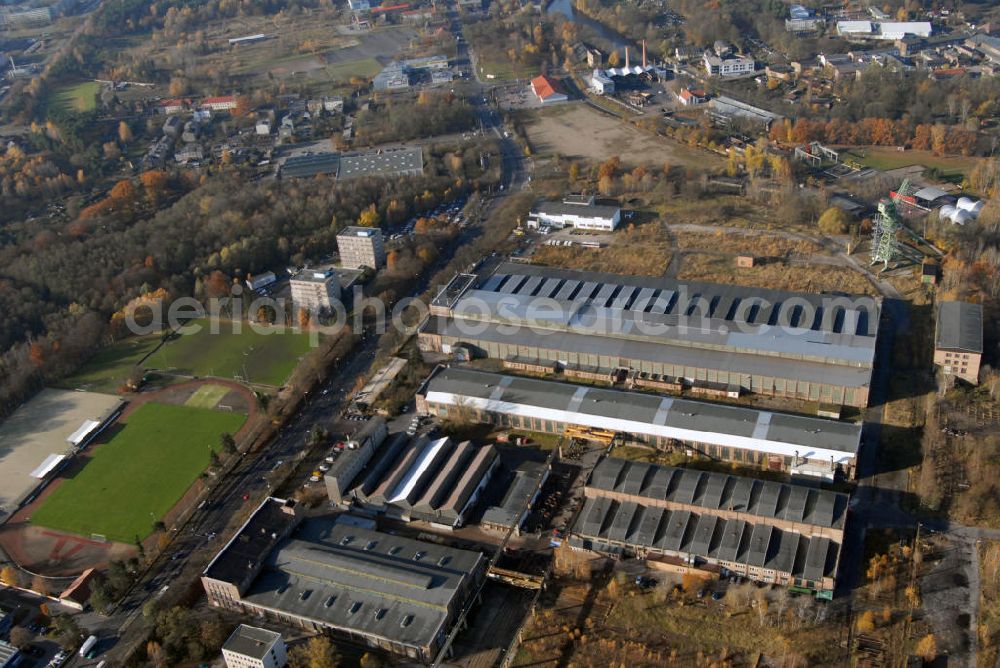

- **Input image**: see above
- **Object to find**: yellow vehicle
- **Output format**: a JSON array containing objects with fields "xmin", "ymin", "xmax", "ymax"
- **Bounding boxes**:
[{"xmin": 564, "ymin": 424, "xmax": 616, "ymax": 445}]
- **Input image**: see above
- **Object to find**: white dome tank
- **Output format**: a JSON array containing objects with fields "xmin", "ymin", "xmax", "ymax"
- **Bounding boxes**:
[
  {"xmin": 968, "ymin": 200, "xmax": 984, "ymax": 217},
  {"xmin": 939, "ymin": 204, "xmax": 956, "ymax": 219},
  {"xmin": 956, "ymin": 197, "xmax": 976, "ymax": 211},
  {"xmin": 951, "ymin": 209, "xmax": 973, "ymax": 225}
]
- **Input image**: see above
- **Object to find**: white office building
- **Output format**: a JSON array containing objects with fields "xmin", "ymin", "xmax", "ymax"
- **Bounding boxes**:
[
  {"xmin": 528, "ymin": 197, "xmax": 621, "ymax": 231},
  {"xmin": 222, "ymin": 626, "xmax": 287, "ymax": 668},
  {"xmin": 704, "ymin": 52, "xmax": 756, "ymax": 77}
]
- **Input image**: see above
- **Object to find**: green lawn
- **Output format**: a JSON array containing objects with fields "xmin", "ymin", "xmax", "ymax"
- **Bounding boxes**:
[
  {"xmin": 58, "ymin": 334, "xmax": 162, "ymax": 393},
  {"xmin": 51, "ymin": 81, "xmax": 99, "ymax": 113},
  {"xmin": 149, "ymin": 319, "xmax": 316, "ymax": 386},
  {"xmin": 31, "ymin": 403, "xmax": 245, "ymax": 542},
  {"xmin": 846, "ymin": 146, "xmax": 980, "ymax": 182},
  {"xmin": 324, "ymin": 57, "xmax": 382, "ymax": 82}
]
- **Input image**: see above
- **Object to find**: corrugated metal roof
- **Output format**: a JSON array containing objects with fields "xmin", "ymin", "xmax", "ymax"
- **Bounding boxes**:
[
  {"xmin": 570, "ymin": 501, "xmax": 841, "ymax": 582},
  {"xmin": 586, "ymin": 457, "xmax": 847, "ymax": 530}
]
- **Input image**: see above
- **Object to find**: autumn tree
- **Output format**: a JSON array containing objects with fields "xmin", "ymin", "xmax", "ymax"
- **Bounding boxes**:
[
  {"xmin": 856, "ymin": 610, "xmax": 875, "ymax": 633},
  {"xmin": 915, "ymin": 633, "xmax": 937, "ymax": 661},
  {"xmin": 118, "ymin": 120, "xmax": 134, "ymax": 144},
  {"xmin": 109, "ymin": 179, "xmax": 138, "ymax": 205},
  {"xmin": 818, "ymin": 206, "xmax": 850, "ymax": 235},
  {"xmin": 360, "ymin": 652, "xmax": 383, "ymax": 668},
  {"xmin": 288, "ymin": 636, "xmax": 341, "ymax": 668},
  {"xmin": 8, "ymin": 626, "xmax": 33, "ymax": 649},
  {"xmin": 0, "ymin": 565, "xmax": 20, "ymax": 586},
  {"xmin": 140, "ymin": 170, "xmax": 169, "ymax": 205},
  {"xmin": 357, "ymin": 203, "xmax": 380, "ymax": 227}
]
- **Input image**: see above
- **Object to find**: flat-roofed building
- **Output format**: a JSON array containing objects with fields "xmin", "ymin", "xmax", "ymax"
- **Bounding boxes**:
[
  {"xmin": 324, "ymin": 417, "xmax": 389, "ymax": 505},
  {"xmin": 569, "ymin": 457, "xmax": 848, "ymax": 593},
  {"xmin": 222, "ymin": 625, "xmax": 287, "ymax": 668},
  {"xmin": 419, "ymin": 263, "xmax": 880, "ymax": 407},
  {"xmin": 935, "ymin": 300, "xmax": 983, "ymax": 384},
  {"xmin": 416, "ymin": 367, "xmax": 862, "ymax": 479},
  {"xmin": 290, "ymin": 267, "xmax": 341, "ymax": 312},
  {"xmin": 337, "ymin": 226, "xmax": 386, "ymax": 270},
  {"xmin": 527, "ymin": 199, "xmax": 621, "ymax": 231},
  {"xmin": 704, "ymin": 52, "xmax": 756, "ymax": 77},
  {"xmin": 202, "ymin": 500, "xmax": 486, "ymax": 663}
]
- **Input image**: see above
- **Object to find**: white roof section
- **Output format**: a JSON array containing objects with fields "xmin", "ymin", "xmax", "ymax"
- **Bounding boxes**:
[
  {"xmin": 67, "ymin": 419, "xmax": 102, "ymax": 446},
  {"xmin": 30, "ymin": 454, "xmax": 66, "ymax": 479},
  {"xmin": 878, "ymin": 21, "xmax": 931, "ymax": 37},
  {"xmin": 389, "ymin": 437, "xmax": 450, "ymax": 503},
  {"xmin": 423, "ymin": 368, "xmax": 862, "ymax": 464},
  {"xmin": 837, "ymin": 20, "xmax": 873, "ymax": 33}
]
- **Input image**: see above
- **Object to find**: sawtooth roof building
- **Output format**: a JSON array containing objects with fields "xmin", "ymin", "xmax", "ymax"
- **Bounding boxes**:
[
  {"xmin": 416, "ymin": 367, "xmax": 862, "ymax": 479},
  {"xmin": 350, "ymin": 434, "xmax": 499, "ymax": 528},
  {"xmin": 569, "ymin": 457, "xmax": 848, "ymax": 594},
  {"xmin": 419, "ymin": 263, "xmax": 881, "ymax": 408},
  {"xmin": 202, "ymin": 498, "xmax": 485, "ymax": 662}
]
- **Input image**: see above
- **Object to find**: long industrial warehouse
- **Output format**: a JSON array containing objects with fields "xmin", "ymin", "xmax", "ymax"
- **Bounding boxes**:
[
  {"xmin": 416, "ymin": 367, "xmax": 862, "ymax": 478},
  {"xmin": 419, "ymin": 263, "xmax": 880, "ymax": 407},
  {"xmin": 568, "ymin": 457, "xmax": 847, "ymax": 595}
]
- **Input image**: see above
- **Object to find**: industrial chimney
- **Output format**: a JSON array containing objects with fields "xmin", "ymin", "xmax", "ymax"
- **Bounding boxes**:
[
  {"xmin": 625, "ymin": 46, "xmax": 630, "ymax": 69},
  {"xmin": 642, "ymin": 40, "xmax": 647, "ymax": 69}
]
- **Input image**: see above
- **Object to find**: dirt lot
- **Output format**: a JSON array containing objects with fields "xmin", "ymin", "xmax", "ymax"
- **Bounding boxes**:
[
  {"xmin": 524, "ymin": 104, "xmax": 720, "ymax": 169},
  {"xmin": 530, "ymin": 223, "xmax": 672, "ymax": 276},
  {"xmin": 676, "ymin": 253, "xmax": 877, "ymax": 295}
]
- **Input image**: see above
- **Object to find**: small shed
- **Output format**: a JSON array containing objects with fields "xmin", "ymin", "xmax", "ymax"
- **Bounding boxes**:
[
  {"xmin": 736, "ymin": 255, "xmax": 756, "ymax": 268},
  {"xmin": 921, "ymin": 261, "xmax": 938, "ymax": 285}
]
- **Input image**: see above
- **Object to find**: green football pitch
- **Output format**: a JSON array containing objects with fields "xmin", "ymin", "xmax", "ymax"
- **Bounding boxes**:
[
  {"xmin": 149, "ymin": 319, "xmax": 316, "ymax": 387},
  {"xmin": 31, "ymin": 402, "xmax": 245, "ymax": 542}
]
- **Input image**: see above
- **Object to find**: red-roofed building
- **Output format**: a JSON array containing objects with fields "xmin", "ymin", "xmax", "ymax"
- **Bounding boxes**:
[
  {"xmin": 678, "ymin": 88, "xmax": 708, "ymax": 105},
  {"xmin": 159, "ymin": 98, "xmax": 191, "ymax": 114},
  {"xmin": 59, "ymin": 568, "xmax": 98, "ymax": 610},
  {"xmin": 530, "ymin": 75, "xmax": 568, "ymax": 105},
  {"xmin": 201, "ymin": 95, "xmax": 237, "ymax": 111},
  {"xmin": 929, "ymin": 67, "xmax": 966, "ymax": 80}
]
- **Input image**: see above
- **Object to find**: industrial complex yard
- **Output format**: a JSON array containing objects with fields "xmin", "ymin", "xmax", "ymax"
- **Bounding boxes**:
[{"xmin": 0, "ymin": 0, "xmax": 998, "ymax": 665}]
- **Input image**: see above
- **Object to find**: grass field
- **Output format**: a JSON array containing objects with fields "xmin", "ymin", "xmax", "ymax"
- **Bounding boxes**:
[
  {"xmin": 846, "ymin": 146, "xmax": 980, "ymax": 181},
  {"xmin": 31, "ymin": 403, "xmax": 245, "ymax": 542},
  {"xmin": 58, "ymin": 334, "xmax": 162, "ymax": 393},
  {"xmin": 150, "ymin": 319, "xmax": 315, "ymax": 386},
  {"xmin": 51, "ymin": 81, "xmax": 99, "ymax": 113},
  {"xmin": 185, "ymin": 384, "xmax": 230, "ymax": 409},
  {"xmin": 324, "ymin": 57, "xmax": 382, "ymax": 81},
  {"xmin": 62, "ymin": 320, "xmax": 315, "ymax": 390}
]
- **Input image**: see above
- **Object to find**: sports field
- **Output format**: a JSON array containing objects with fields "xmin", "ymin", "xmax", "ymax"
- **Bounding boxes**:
[
  {"xmin": 58, "ymin": 333, "xmax": 161, "ymax": 393},
  {"xmin": 60, "ymin": 320, "xmax": 314, "ymax": 390},
  {"xmin": 30, "ymin": 402, "xmax": 245, "ymax": 542},
  {"xmin": 846, "ymin": 146, "xmax": 980, "ymax": 181},
  {"xmin": 51, "ymin": 81, "xmax": 99, "ymax": 113},
  {"xmin": 150, "ymin": 320, "xmax": 315, "ymax": 386},
  {"xmin": 185, "ymin": 384, "xmax": 230, "ymax": 409}
]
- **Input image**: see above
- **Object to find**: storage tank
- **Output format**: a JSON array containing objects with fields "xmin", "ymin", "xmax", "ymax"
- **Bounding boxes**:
[
  {"xmin": 956, "ymin": 196, "xmax": 976, "ymax": 211},
  {"xmin": 951, "ymin": 209, "xmax": 973, "ymax": 225},
  {"xmin": 968, "ymin": 200, "xmax": 984, "ymax": 217},
  {"xmin": 939, "ymin": 204, "xmax": 956, "ymax": 219}
]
